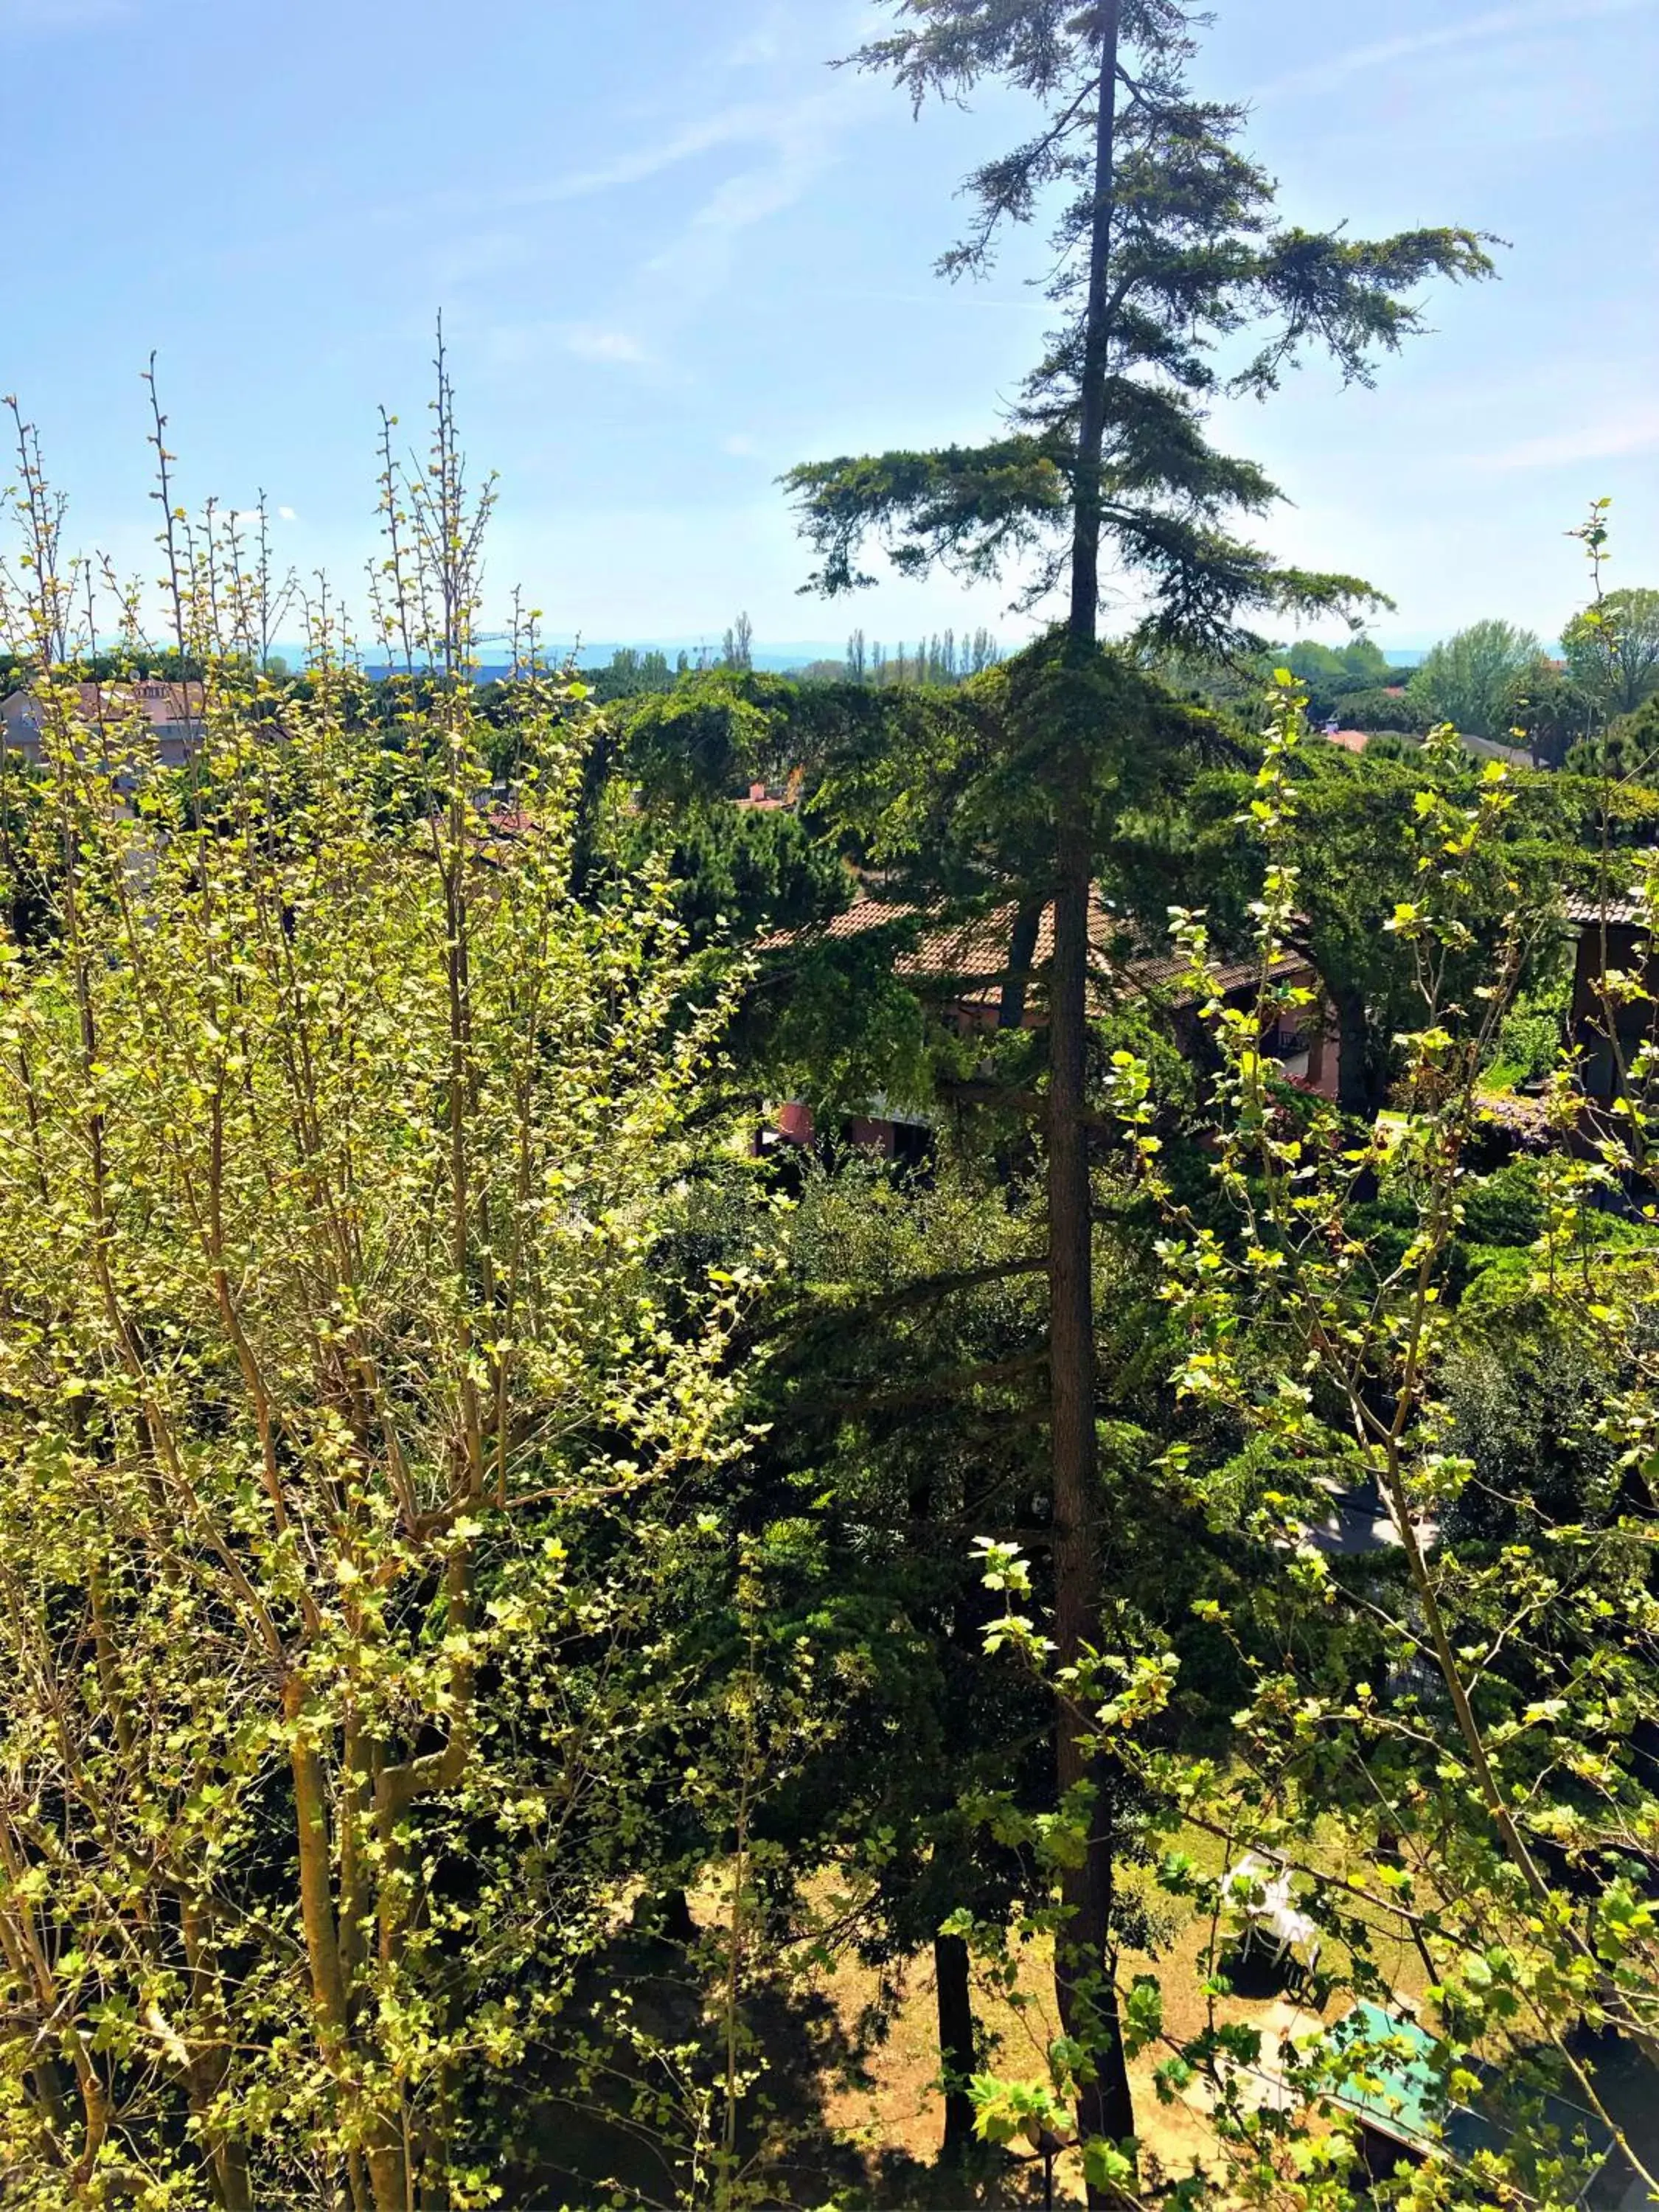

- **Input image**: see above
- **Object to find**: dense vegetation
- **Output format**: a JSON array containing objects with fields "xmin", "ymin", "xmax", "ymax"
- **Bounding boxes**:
[{"xmin": 1, "ymin": 7, "xmax": 1658, "ymax": 2211}]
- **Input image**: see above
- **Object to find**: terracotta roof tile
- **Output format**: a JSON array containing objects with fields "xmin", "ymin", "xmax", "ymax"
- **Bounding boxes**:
[
  {"xmin": 1565, "ymin": 894, "xmax": 1646, "ymax": 927},
  {"xmin": 3, "ymin": 680, "xmax": 206, "ymax": 731},
  {"xmin": 763, "ymin": 890, "xmax": 1309, "ymax": 1012}
]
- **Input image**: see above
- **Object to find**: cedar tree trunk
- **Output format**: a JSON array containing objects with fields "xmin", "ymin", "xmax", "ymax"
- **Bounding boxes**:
[{"xmin": 1049, "ymin": 3, "xmax": 1136, "ymax": 2188}]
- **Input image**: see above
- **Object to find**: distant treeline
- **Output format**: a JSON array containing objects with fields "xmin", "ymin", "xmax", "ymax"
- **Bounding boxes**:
[
  {"xmin": 576, "ymin": 621, "xmax": 1005, "ymax": 703},
  {"xmin": 1158, "ymin": 606, "xmax": 1659, "ymax": 769}
]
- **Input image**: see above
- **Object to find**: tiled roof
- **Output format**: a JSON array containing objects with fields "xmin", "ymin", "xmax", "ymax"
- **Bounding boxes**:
[
  {"xmin": 802, "ymin": 898, "xmax": 919, "ymax": 943},
  {"xmin": 764, "ymin": 889, "xmax": 1307, "ymax": 1012},
  {"xmin": 3, "ymin": 681, "xmax": 205, "ymax": 729},
  {"xmin": 1565, "ymin": 894, "xmax": 1646, "ymax": 927}
]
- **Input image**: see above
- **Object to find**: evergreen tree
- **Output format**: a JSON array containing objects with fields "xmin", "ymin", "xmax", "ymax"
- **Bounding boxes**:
[{"xmin": 785, "ymin": 1, "xmax": 1495, "ymax": 2180}]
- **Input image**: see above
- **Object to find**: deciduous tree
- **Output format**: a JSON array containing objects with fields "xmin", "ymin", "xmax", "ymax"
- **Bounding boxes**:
[
  {"xmin": 1407, "ymin": 617, "xmax": 1543, "ymax": 740},
  {"xmin": 0, "ymin": 378, "xmax": 748, "ymax": 2211},
  {"xmin": 1563, "ymin": 585, "xmax": 1659, "ymax": 720}
]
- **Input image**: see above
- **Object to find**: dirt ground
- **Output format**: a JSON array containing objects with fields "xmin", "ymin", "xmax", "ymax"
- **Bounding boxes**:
[
  {"xmin": 792, "ymin": 1835, "xmax": 1433, "ymax": 2206},
  {"xmin": 526, "ymin": 1837, "xmax": 1436, "ymax": 2208},
  {"xmin": 520, "ymin": 1842, "xmax": 1652, "ymax": 2209}
]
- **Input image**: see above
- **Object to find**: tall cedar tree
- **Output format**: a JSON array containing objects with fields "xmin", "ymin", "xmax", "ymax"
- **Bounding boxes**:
[{"xmin": 786, "ymin": 1, "xmax": 1495, "ymax": 2183}]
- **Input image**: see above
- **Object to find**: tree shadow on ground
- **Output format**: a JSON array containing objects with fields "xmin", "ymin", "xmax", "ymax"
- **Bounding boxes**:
[{"xmin": 487, "ymin": 1905, "xmax": 1051, "ymax": 2209}]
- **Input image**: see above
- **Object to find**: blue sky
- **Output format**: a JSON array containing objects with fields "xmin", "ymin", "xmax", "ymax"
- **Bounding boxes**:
[{"xmin": 4, "ymin": 0, "xmax": 1656, "ymax": 658}]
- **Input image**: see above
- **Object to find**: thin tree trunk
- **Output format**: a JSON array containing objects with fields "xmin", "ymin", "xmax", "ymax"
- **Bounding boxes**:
[
  {"xmin": 934, "ymin": 1930, "xmax": 978, "ymax": 2158},
  {"xmin": 1048, "ymin": 7, "xmax": 1136, "ymax": 2191},
  {"xmin": 180, "ymin": 1896, "xmax": 252, "ymax": 2210},
  {"xmin": 286, "ymin": 1686, "xmax": 349, "ymax": 2037},
  {"xmin": 366, "ymin": 2135, "xmax": 409, "ymax": 2212},
  {"xmin": 1048, "ymin": 799, "xmax": 1134, "ymax": 2177},
  {"xmin": 1068, "ymin": 2, "xmax": 1125, "ymax": 648}
]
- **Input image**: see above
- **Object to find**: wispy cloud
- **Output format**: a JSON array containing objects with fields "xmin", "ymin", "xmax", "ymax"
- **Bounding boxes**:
[
  {"xmin": 482, "ymin": 321, "xmax": 653, "ymax": 372},
  {"xmin": 529, "ymin": 76, "xmax": 874, "ymax": 358},
  {"xmin": 680, "ymin": 131, "xmax": 831, "ymax": 248},
  {"xmin": 1470, "ymin": 404, "xmax": 1659, "ymax": 472},
  {"xmin": 1255, "ymin": 0, "xmax": 1657, "ymax": 100},
  {"xmin": 564, "ymin": 326, "xmax": 649, "ymax": 366},
  {"xmin": 487, "ymin": 103, "xmax": 789, "ymax": 212},
  {"xmin": 465, "ymin": 4, "xmax": 874, "ymax": 392}
]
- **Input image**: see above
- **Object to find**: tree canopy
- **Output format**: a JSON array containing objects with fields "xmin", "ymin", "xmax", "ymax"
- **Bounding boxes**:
[
  {"xmin": 1406, "ymin": 617, "xmax": 1545, "ymax": 739},
  {"xmin": 786, "ymin": 0, "xmax": 1492, "ymax": 653},
  {"xmin": 1563, "ymin": 584, "xmax": 1659, "ymax": 718}
]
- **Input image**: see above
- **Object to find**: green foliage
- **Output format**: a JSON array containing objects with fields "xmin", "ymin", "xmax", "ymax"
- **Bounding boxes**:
[
  {"xmin": 1091, "ymin": 672, "xmax": 1659, "ymax": 2207},
  {"xmin": 585, "ymin": 643, "xmax": 678, "ymax": 703},
  {"xmin": 1481, "ymin": 999, "xmax": 1562, "ymax": 1092},
  {"xmin": 1273, "ymin": 637, "xmax": 1394, "ymax": 721},
  {"xmin": 1458, "ymin": 1155, "xmax": 1550, "ymax": 1246},
  {"xmin": 1568, "ymin": 689, "xmax": 1659, "ymax": 782},
  {"xmin": 0, "ymin": 386, "xmax": 757, "ymax": 2210},
  {"xmin": 1335, "ymin": 683, "xmax": 1430, "ymax": 734},
  {"xmin": 717, "ymin": 1159, "xmax": 1058, "ymax": 1966},
  {"xmin": 786, "ymin": 1, "xmax": 1492, "ymax": 649},
  {"xmin": 1440, "ymin": 1303, "xmax": 1624, "ymax": 1538},
  {"xmin": 814, "ymin": 633, "xmax": 1221, "ymax": 894},
  {"xmin": 611, "ymin": 798, "xmax": 851, "ymax": 951},
  {"xmin": 968, "ymin": 2073, "xmax": 1068, "ymax": 2149},
  {"xmin": 1562, "ymin": 585, "xmax": 1659, "ymax": 718},
  {"xmin": 1406, "ymin": 618, "xmax": 1543, "ymax": 739},
  {"xmin": 1169, "ymin": 734, "xmax": 1571, "ymax": 1112},
  {"xmin": 1, "ymin": 51, "xmax": 1650, "ymax": 2212},
  {"xmin": 616, "ymin": 666, "xmax": 907, "ymax": 808},
  {"xmin": 1509, "ymin": 655, "xmax": 1595, "ymax": 766}
]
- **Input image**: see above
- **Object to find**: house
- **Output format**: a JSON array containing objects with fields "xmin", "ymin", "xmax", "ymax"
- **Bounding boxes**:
[
  {"xmin": 738, "ymin": 781, "xmax": 787, "ymax": 811},
  {"xmin": 0, "ymin": 680, "xmax": 206, "ymax": 771},
  {"xmin": 736, "ymin": 771, "xmax": 804, "ymax": 812},
  {"xmin": 758, "ymin": 886, "xmax": 1339, "ymax": 1157}
]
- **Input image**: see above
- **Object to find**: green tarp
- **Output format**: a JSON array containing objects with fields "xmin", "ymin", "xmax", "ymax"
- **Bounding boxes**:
[{"xmin": 1324, "ymin": 2003, "xmax": 1618, "ymax": 2204}]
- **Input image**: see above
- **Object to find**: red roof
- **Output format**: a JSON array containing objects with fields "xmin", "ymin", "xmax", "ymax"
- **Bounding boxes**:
[
  {"xmin": 764, "ymin": 888, "xmax": 1308, "ymax": 1015},
  {"xmin": 1326, "ymin": 729, "xmax": 1369, "ymax": 754},
  {"xmin": 3, "ymin": 681, "xmax": 205, "ymax": 732}
]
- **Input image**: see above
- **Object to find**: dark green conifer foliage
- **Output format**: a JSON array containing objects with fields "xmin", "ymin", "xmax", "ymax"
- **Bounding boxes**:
[
  {"xmin": 788, "ymin": 0, "xmax": 1495, "ymax": 650},
  {"xmin": 786, "ymin": 5, "xmax": 1496, "ymax": 2187}
]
